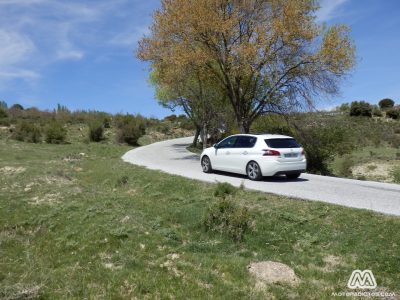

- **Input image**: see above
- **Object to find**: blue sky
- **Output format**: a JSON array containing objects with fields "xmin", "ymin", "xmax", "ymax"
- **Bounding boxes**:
[{"xmin": 0, "ymin": 0, "xmax": 399, "ymax": 117}]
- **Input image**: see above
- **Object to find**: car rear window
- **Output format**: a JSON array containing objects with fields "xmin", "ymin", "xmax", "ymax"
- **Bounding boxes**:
[{"xmin": 264, "ymin": 138, "xmax": 300, "ymax": 148}]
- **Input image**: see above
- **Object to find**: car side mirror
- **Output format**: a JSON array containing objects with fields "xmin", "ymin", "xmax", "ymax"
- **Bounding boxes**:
[{"xmin": 213, "ymin": 143, "xmax": 218, "ymax": 149}]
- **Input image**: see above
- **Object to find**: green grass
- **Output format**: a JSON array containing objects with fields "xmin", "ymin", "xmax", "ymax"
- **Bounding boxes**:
[{"xmin": 1, "ymin": 138, "xmax": 400, "ymax": 299}]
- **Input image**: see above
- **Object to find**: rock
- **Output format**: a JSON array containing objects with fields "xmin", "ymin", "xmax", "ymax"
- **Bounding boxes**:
[{"xmin": 248, "ymin": 261, "xmax": 299, "ymax": 285}]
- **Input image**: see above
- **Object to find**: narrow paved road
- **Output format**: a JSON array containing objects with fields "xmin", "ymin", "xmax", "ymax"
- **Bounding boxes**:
[{"xmin": 122, "ymin": 137, "xmax": 400, "ymax": 216}]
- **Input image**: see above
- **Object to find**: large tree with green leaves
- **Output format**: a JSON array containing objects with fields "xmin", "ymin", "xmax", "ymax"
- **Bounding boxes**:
[{"xmin": 138, "ymin": 0, "xmax": 356, "ymax": 133}]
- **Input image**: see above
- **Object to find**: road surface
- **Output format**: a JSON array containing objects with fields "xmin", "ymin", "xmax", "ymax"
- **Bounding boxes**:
[{"xmin": 122, "ymin": 137, "xmax": 400, "ymax": 216}]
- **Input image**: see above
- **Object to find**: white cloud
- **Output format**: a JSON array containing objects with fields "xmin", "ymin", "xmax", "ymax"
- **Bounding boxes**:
[
  {"xmin": 316, "ymin": 0, "xmax": 349, "ymax": 22},
  {"xmin": 0, "ymin": 30, "xmax": 35, "ymax": 66},
  {"xmin": 110, "ymin": 26, "xmax": 150, "ymax": 47},
  {"xmin": 0, "ymin": 69, "xmax": 40, "ymax": 80}
]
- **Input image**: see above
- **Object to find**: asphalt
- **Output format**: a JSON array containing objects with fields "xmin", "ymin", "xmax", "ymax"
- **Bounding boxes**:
[{"xmin": 122, "ymin": 136, "xmax": 400, "ymax": 216}]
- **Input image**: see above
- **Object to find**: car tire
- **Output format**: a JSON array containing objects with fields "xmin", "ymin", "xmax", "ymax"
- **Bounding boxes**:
[
  {"xmin": 246, "ymin": 161, "xmax": 262, "ymax": 181},
  {"xmin": 201, "ymin": 156, "xmax": 213, "ymax": 173},
  {"xmin": 286, "ymin": 173, "xmax": 301, "ymax": 180}
]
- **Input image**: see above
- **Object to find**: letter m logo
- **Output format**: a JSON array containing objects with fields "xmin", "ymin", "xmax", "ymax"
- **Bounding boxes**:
[{"xmin": 347, "ymin": 270, "xmax": 377, "ymax": 289}]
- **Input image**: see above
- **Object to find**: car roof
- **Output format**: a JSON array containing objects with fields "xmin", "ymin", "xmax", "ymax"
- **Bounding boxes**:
[{"xmin": 231, "ymin": 133, "xmax": 294, "ymax": 139}]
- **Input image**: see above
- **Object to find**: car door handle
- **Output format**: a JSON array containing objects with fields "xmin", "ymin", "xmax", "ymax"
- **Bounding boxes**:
[{"xmin": 242, "ymin": 151, "xmax": 248, "ymax": 155}]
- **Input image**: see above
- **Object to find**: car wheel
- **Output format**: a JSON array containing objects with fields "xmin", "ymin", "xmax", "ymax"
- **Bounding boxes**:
[
  {"xmin": 201, "ymin": 156, "xmax": 213, "ymax": 173},
  {"xmin": 286, "ymin": 173, "xmax": 301, "ymax": 180},
  {"xmin": 246, "ymin": 161, "xmax": 262, "ymax": 181}
]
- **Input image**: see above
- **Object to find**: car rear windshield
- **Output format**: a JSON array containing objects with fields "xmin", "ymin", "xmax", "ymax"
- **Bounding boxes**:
[{"xmin": 264, "ymin": 138, "xmax": 300, "ymax": 148}]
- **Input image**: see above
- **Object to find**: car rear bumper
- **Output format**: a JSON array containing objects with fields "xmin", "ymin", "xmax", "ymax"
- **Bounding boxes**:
[{"xmin": 259, "ymin": 159, "xmax": 307, "ymax": 176}]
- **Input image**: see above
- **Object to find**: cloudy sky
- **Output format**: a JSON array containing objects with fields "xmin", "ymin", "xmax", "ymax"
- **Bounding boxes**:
[{"xmin": 0, "ymin": 0, "xmax": 399, "ymax": 117}]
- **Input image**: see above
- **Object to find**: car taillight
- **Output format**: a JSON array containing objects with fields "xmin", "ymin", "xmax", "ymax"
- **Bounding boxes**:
[
  {"xmin": 301, "ymin": 149, "xmax": 305, "ymax": 155},
  {"xmin": 263, "ymin": 149, "xmax": 281, "ymax": 156}
]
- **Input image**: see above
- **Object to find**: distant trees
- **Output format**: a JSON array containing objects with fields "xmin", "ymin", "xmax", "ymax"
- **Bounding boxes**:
[
  {"xmin": 386, "ymin": 108, "xmax": 400, "ymax": 120},
  {"xmin": 0, "ymin": 100, "xmax": 7, "ymax": 109},
  {"xmin": 379, "ymin": 98, "xmax": 395, "ymax": 110},
  {"xmin": 350, "ymin": 101, "xmax": 372, "ymax": 117},
  {"xmin": 138, "ymin": 0, "xmax": 355, "ymax": 136}
]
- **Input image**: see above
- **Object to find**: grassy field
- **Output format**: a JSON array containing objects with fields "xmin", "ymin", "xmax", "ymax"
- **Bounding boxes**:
[{"xmin": 1, "ymin": 134, "xmax": 400, "ymax": 299}]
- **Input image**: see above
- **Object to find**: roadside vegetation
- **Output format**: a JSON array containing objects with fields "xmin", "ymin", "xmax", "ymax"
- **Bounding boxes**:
[{"xmin": 0, "ymin": 127, "xmax": 399, "ymax": 299}]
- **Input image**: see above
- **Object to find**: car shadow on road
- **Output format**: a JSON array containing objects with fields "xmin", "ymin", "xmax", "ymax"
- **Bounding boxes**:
[{"xmin": 212, "ymin": 170, "xmax": 309, "ymax": 182}]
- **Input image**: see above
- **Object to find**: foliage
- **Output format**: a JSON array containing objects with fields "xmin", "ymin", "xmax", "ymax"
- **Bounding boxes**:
[
  {"xmin": 386, "ymin": 108, "xmax": 400, "ymax": 120},
  {"xmin": 372, "ymin": 106, "xmax": 382, "ymax": 117},
  {"xmin": 116, "ymin": 115, "xmax": 146, "ymax": 146},
  {"xmin": 392, "ymin": 167, "xmax": 400, "ymax": 183},
  {"xmin": 138, "ymin": 0, "xmax": 355, "ymax": 133},
  {"xmin": 0, "ymin": 100, "xmax": 7, "ymax": 109},
  {"xmin": 12, "ymin": 121, "xmax": 42, "ymax": 143},
  {"xmin": 337, "ymin": 155, "xmax": 354, "ymax": 178},
  {"xmin": 204, "ymin": 198, "xmax": 252, "ymax": 242},
  {"xmin": 45, "ymin": 122, "xmax": 67, "ymax": 144},
  {"xmin": 10, "ymin": 104, "xmax": 24, "ymax": 110},
  {"xmin": 0, "ymin": 107, "xmax": 7, "ymax": 118},
  {"xmin": 350, "ymin": 101, "xmax": 372, "ymax": 117},
  {"xmin": 88, "ymin": 121, "xmax": 104, "ymax": 142},
  {"xmin": 378, "ymin": 98, "xmax": 395, "ymax": 110},
  {"xmin": 213, "ymin": 182, "xmax": 237, "ymax": 198}
]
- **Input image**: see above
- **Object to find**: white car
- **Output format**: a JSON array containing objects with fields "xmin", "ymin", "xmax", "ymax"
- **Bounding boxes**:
[{"xmin": 200, "ymin": 134, "xmax": 307, "ymax": 180}]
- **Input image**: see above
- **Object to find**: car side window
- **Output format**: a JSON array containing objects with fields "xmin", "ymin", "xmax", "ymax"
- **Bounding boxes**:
[
  {"xmin": 217, "ymin": 136, "xmax": 237, "ymax": 148},
  {"xmin": 234, "ymin": 136, "xmax": 257, "ymax": 148}
]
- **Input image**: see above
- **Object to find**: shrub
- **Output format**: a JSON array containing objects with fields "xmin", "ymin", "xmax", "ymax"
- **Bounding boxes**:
[
  {"xmin": 12, "ymin": 121, "xmax": 42, "ymax": 143},
  {"xmin": 45, "ymin": 122, "xmax": 67, "ymax": 144},
  {"xmin": 391, "ymin": 167, "xmax": 400, "ymax": 183},
  {"xmin": 386, "ymin": 108, "xmax": 400, "ymax": 120},
  {"xmin": 378, "ymin": 98, "xmax": 395, "ymax": 110},
  {"xmin": 295, "ymin": 126, "xmax": 354, "ymax": 175},
  {"xmin": 337, "ymin": 156, "xmax": 354, "ymax": 178},
  {"xmin": 214, "ymin": 182, "xmax": 237, "ymax": 198},
  {"xmin": 350, "ymin": 101, "xmax": 372, "ymax": 117},
  {"xmin": 10, "ymin": 104, "xmax": 24, "ymax": 110},
  {"xmin": 0, "ymin": 107, "xmax": 7, "ymax": 118},
  {"xmin": 372, "ymin": 107, "xmax": 382, "ymax": 117},
  {"xmin": 203, "ymin": 199, "xmax": 252, "ymax": 242},
  {"xmin": 88, "ymin": 121, "xmax": 104, "ymax": 142},
  {"xmin": 116, "ymin": 117, "xmax": 146, "ymax": 146}
]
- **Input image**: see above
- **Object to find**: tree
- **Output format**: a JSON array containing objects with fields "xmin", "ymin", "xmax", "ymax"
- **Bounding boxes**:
[
  {"xmin": 150, "ymin": 67, "xmax": 233, "ymax": 148},
  {"xmin": 386, "ymin": 108, "xmax": 399, "ymax": 120},
  {"xmin": 378, "ymin": 98, "xmax": 395, "ymax": 110},
  {"xmin": 138, "ymin": 0, "xmax": 356, "ymax": 133},
  {"xmin": 349, "ymin": 101, "xmax": 372, "ymax": 117},
  {"xmin": 0, "ymin": 100, "xmax": 7, "ymax": 109}
]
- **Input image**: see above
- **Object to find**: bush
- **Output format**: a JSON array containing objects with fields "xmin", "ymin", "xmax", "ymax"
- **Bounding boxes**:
[
  {"xmin": 391, "ymin": 167, "xmax": 400, "ymax": 183},
  {"xmin": 45, "ymin": 122, "xmax": 67, "ymax": 144},
  {"xmin": 116, "ymin": 116, "xmax": 146, "ymax": 146},
  {"xmin": 337, "ymin": 155, "xmax": 354, "ymax": 178},
  {"xmin": 203, "ymin": 199, "xmax": 252, "ymax": 242},
  {"xmin": 214, "ymin": 182, "xmax": 237, "ymax": 198},
  {"xmin": 386, "ymin": 109, "xmax": 400, "ymax": 120},
  {"xmin": 379, "ymin": 98, "xmax": 395, "ymax": 110},
  {"xmin": 350, "ymin": 101, "xmax": 372, "ymax": 117},
  {"xmin": 0, "ymin": 107, "xmax": 7, "ymax": 118},
  {"xmin": 372, "ymin": 106, "xmax": 382, "ymax": 117},
  {"xmin": 12, "ymin": 121, "xmax": 42, "ymax": 143},
  {"xmin": 88, "ymin": 121, "xmax": 104, "ymax": 142},
  {"xmin": 295, "ymin": 126, "xmax": 354, "ymax": 175}
]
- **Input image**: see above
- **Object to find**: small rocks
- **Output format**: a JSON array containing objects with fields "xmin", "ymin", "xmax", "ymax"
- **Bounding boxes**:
[{"xmin": 248, "ymin": 261, "xmax": 299, "ymax": 285}]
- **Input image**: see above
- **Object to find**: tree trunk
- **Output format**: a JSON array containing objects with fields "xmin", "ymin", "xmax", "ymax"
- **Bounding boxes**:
[
  {"xmin": 238, "ymin": 118, "xmax": 250, "ymax": 134},
  {"xmin": 192, "ymin": 126, "xmax": 200, "ymax": 147},
  {"xmin": 202, "ymin": 123, "xmax": 208, "ymax": 150}
]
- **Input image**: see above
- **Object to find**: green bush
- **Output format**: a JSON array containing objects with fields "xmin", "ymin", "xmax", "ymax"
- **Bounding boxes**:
[
  {"xmin": 214, "ymin": 182, "xmax": 237, "ymax": 198},
  {"xmin": 295, "ymin": 126, "xmax": 354, "ymax": 175},
  {"xmin": 116, "ymin": 117, "xmax": 146, "ymax": 146},
  {"xmin": 0, "ymin": 107, "xmax": 7, "ymax": 118},
  {"xmin": 350, "ymin": 101, "xmax": 372, "ymax": 117},
  {"xmin": 45, "ymin": 122, "xmax": 67, "ymax": 144},
  {"xmin": 12, "ymin": 121, "xmax": 42, "ymax": 143},
  {"xmin": 372, "ymin": 107, "xmax": 382, "ymax": 117},
  {"xmin": 88, "ymin": 121, "xmax": 104, "ymax": 142},
  {"xmin": 337, "ymin": 155, "xmax": 354, "ymax": 178},
  {"xmin": 378, "ymin": 98, "xmax": 395, "ymax": 110},
  {"xmin": 203, "ymin": 198, "xmax": 252, "ymax": 242},
  {"xmin": 386, "ymin": 109, "xmax": 400, "ymax": 120},
  {"xmin": 391, "ymin": 167, "xmax": 400, "ymax": 183}
]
